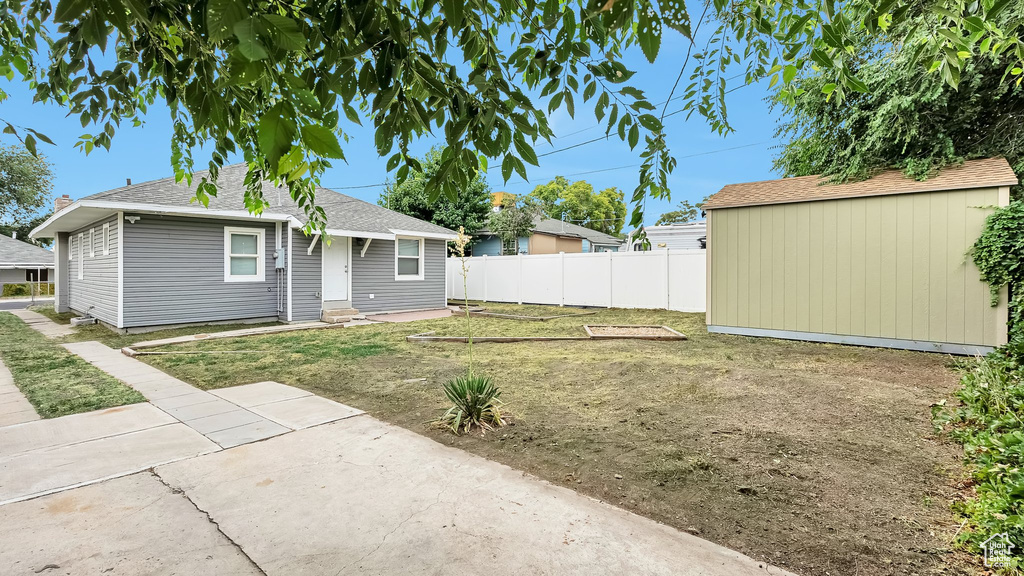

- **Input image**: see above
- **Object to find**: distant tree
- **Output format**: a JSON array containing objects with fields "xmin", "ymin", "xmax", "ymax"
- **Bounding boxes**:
[
  {"xmin": 654, "ymin": 198, "xmax": 707, "ymax": 226},
  {"xmin": 528, "ymin": 177, "xmax": 626, "ymax": 235},
  {"xmin": 0, "ymin": 145, "xmax": 53, "ymax": 226},
  {"xmin": 488, "ymin": 196, "xmax": 539, "ymax": 255},
  {"xmin": 379, "ymin": 148, "xmax": 491, "ymax": 235},
  {"xmin": 0, "ymin": 212, "xmax": 52, "ymax": 247}
]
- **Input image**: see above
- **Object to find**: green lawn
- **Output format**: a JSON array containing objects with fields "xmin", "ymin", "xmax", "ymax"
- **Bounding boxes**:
[
  {"xmin": 0, "ymin": 313, "xmax": 145, "ymax": 417},
  {"xmin": 136, "ymin": 304, "xmax": 971, "ymax": 576}
]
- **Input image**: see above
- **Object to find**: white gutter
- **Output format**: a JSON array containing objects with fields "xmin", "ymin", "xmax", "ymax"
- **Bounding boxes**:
[
  {"xmin": 325, "ymin": 229, "xmax": 395, "ymax": 240},
  {"xmin": 389, "ymin": 229, "xmax": 458, "ymax": 241},
  {"xmin": 0, "ymin": 264, "xmax": 55, "ymax": 269},
  {"xmin": 31, "ymin": 199, "xmax": 303, "ymax": 238}
]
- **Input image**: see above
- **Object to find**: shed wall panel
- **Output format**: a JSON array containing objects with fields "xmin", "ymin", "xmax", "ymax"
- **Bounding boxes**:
[{"xmin": 707, "ymin": 187, "xmax": 1006, "ymax": 348}]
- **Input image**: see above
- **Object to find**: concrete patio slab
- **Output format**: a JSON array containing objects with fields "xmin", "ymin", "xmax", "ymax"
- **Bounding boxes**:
[
  {"xmin": 4, "ymin": 309, "xmax": 75, "ymax": 338},
  {"xmin": 203, "ymin": 419, "xmax": 290, "ymax": 449},
  {"xmin": 156, "ymin": 416, "xmax": 792, "ymax": 576},
  {"xmin": 0, "ymin": 423, "xmax": 218, "ymax": 504},
  {"xmin": 0, "ymin": 473, "xmax": 263, "ymax": 576},
  {"xmin": 209, "ymin": 381, "xmax": 312, "ymax": 408},
  {"xmin": 0, "ymin": 403, "xmax": 173, "ymax": 458},
  {"xmin": 150, "ymin": 390, "xmax": 217, "ymax": 410},
  {"xmin": 247, "ymin": 395, "xmax": 363, "ymax": 430}
]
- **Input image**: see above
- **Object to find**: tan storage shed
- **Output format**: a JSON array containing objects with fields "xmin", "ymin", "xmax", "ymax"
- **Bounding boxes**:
[{"xmin": 703, "ymin": 158, "xmax": 1016, "ymax": 355}]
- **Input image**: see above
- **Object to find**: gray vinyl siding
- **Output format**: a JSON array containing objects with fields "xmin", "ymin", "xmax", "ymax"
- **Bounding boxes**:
[
  {"xmin": 290, "ymin": 229, "xmax": 322, "ymax": 321},
  {"xmin": 352, "ymin": 238, "xmax": 446, "ymax": 313},
  {"xmin": 67, "ymin": 216, "xmax": 119, "ymax": 325},
  {"xmin": 121, "ymin": 216, "xmax": 281, "ymax": 328}
]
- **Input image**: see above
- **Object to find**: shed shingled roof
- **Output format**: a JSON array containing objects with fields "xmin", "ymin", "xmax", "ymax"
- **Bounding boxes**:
[
  {"xmin": 703, "ymin": 158, "xmax": 1018, "ymax": 210},
  {"xmin": 83, "ymin": 163, "xmax": 455, "ymax": 237},
  {"xmin": 0, "ymin": 234, "xmax": 53, "ymax": 266}
]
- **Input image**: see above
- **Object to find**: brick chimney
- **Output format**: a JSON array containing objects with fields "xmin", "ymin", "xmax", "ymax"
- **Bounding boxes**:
[{"xmin": 54, "ymin": 194, "xmax": 72, "ymax": 213}]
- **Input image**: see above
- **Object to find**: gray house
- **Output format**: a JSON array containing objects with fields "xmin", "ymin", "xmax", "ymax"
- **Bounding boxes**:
[
  {"xmin": 0, "ymin": 234, "xmax": 54, "ymax": 287},
  {"xmin": 30, "ymin": 164, "xmax": 455, "ymax": 331}
]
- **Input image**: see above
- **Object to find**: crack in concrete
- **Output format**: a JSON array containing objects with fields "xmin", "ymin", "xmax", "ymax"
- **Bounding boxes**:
[
  {"xmin": 333, "ymin": 481, "xmax": 451, "ymax": 576},
  {"xmin": 149, "ymin": 470, "xmax": 268, "ymax": 576}
]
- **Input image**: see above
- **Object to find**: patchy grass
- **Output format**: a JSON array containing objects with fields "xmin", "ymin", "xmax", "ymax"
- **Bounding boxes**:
[
  {"xmin": 141, "ymin": 305, "xmax": 970, "ymax": 576},
  {"xmin": 0, "ymin": 313, "xmax": 144, "ymax": 417}
]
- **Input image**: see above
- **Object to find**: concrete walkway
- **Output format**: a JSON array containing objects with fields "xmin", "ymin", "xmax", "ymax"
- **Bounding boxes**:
[
  {"xmin": 5, "ymin": 308, "xmax": 75, "ymax": 338},
  {"xmin": 0, "ymin": 359, "xmax": 38, "ymax": 427},
  {"xmin": 366, "ymin": 308, "xmax": 452, "ymax": 322},
  {"xmin": 64, "ymin": 342, "xmax": 361, "ymax": 448},
  {"xmin": 0, "ymin": 403, "xmax": 219, "ymax": 504}
]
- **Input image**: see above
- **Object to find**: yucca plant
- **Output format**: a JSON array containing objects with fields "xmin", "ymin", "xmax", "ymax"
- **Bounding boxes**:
[{"xmin": 439, "ymin": 374, "xmax": 504, "ymax": 434}]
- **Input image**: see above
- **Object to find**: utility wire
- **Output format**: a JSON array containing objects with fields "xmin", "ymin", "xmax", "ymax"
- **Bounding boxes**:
[{"xmin": 323, "ymin": 75, "xmax": 762, "ymax": 190}]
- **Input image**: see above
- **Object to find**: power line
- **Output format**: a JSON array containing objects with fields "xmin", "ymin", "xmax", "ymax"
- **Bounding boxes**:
[{"xmin": 323, "ymin": 76, "xmax": 764, "ymax": 190}]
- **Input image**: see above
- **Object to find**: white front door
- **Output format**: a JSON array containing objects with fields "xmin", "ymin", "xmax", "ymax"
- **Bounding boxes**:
[{"xmin": 322, "ymin": 237, "xmax": 349, "ymax": 301}]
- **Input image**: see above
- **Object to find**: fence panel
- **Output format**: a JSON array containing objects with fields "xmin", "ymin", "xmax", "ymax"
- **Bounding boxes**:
[{"xmin": 447, "ymin": 249, "xmax": 706, "ymax": 312}]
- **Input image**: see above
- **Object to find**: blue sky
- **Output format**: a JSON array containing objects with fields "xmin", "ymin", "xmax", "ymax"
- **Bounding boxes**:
[{"xmin": 0, "ymin": 32, "xmax": 782, "ymax": 227}]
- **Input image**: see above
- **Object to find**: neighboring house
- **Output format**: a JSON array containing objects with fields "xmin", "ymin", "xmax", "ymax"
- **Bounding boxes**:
[
  {"xmin": 473, "ymin": 217, "xmax": 623, "ymax": 256},
  {"xmin": 0, "ymin": 233, "xmax": 53, "ymax": 287},
  {"xmin": 703, "ymin": 157, "xmax": 1015, "ymax": 354},
  {"xmin": 625, "ymin": 221, "xmax": 707, "ymax": 251},
  {"xmin": 30, "ymin": 164, "xmax": 456, "ymax": 331}
]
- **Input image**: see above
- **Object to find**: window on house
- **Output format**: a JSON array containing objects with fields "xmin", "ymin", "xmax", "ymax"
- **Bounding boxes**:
[
  {"xmin": 77, "ymin": 233, "xmax": 83, "ymax": 279},
  {"xmin": 102, "ymin": 223, "xmax": 110, "ymax": 255},
  {"xmin": 88, "ymin": 228, "xmax": 95, "ymax": 257},
  {"xmin": 224, "ymin": 227, "xmax": 265, "ymax": 282},
  {"xmin": 395, "ymin": 237, "xmax": 423, "ymax": 280}
]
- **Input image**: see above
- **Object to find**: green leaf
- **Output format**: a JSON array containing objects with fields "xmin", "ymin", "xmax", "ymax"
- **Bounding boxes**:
[
  {"xmin": 637, "ymin": 4, "xmax": 663, "ymax": 63},
  {"xmin": 627, "ymin": 124, "xmax": 639, "ymax": 149},
  {"xmin": 206, "ymin": 0, "xmax": 248, "ymax": 42},
  {"xmin": 53, "ymin": 0, "xmax": 90, "ymax": 23},
  {"xmin": 442, "ymin": 0, "xmax": 464, "ymax": 29},
  {"xmin": 300, "ymin": 124, "xmax": 344, "ymax": 159},
  {"xmin": 234, "ymin": 18, "xmax": 269, "ymax": 61},
  {"xmin": 501, "ymin": 154, "xmax": 513, "ymax": 182},
  {"xmin": 638, "ymin": 114, "xmax": 662, "ymax": 131},
  {"xmin": 258, "ymin": 108, "xmax": 296, "ymax": 167},
  {"xmin": 513, "ymin": 134, "xmax": 538, "ymax": 166},
  {"xmin": 783, "ymin": 64, "xmax": 798, "ymax": 85},
  {"xmin": 261, "ymin": 14, "xmax": 305, "ymax": 51}
]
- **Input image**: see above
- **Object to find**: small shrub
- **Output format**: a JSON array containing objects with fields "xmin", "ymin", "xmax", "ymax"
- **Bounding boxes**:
[
  {"xmin": 934, "ymin": 347, "xmax": 1024, "ymax": 573},
  {"xmin": 438, "ymin": 374, "xmax": 504, "ymax": 434}
]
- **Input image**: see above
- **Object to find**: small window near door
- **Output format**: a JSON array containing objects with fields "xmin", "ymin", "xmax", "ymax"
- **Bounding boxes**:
[
  {"xmin": 102, "ymin": 223, "xmax": 110, "ymax": 255},
  {"xmin": 395, "ymin": 237, "xmax": 423, "ymax": 280},
  {"xmin": 224, "ymin": 227, "xmax": 265, "ymax": 282},
  {"xmin": 77, "ymin": 233, "xmax": 83, "ymax": 279},
  {"xmin": 88, "ymin": 228, "xmax": 95, "ymax": 257}
]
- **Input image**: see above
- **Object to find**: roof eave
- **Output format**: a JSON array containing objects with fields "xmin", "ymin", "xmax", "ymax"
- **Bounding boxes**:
[{"xmin": 31, "ymin": 200, "xmax": 303, "ymax": 238}]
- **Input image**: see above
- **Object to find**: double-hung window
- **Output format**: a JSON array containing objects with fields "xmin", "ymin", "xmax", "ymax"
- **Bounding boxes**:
[
  {"xmin": 224, "ymin": 227, "xmax": 265, "ymax": 282},
  {"xmin": 395, "ymin": 237, "xmax": 424, "ymax": 281}
]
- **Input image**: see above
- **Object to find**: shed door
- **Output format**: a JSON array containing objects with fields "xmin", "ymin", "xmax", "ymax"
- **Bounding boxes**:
[{"xmin": 322, "ymin": 238, "xmax": 349, "ymax": 301}]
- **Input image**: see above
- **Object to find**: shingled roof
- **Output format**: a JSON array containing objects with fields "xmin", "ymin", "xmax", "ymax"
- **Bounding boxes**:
[
  {"xmin": 81, "ymin": 163, "xmax": 455, "ymax": 237},
  {"xmin": 703, "ymin": 158, "xmax": 1018, "ymax": 210},
  {"xmin": 0, "ymin": 234, "xmax": 53, "ymax": 266}
]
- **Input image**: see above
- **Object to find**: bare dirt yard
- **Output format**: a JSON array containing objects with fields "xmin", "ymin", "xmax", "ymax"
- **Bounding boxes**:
[{"xmin": 138, "ymin": 304, "xmax": 973, "ymax": 576}]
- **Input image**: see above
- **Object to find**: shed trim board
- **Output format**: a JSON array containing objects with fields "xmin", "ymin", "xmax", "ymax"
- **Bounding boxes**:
[{"xmin": 708, "ymin": 325, "xmax": 994, "ymax": 356}]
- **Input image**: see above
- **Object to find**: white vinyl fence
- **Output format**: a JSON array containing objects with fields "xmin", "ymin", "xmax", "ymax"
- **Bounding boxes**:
[{"xmin": 447, "ymin": 250, "xmax": 706, "ymax": 312}]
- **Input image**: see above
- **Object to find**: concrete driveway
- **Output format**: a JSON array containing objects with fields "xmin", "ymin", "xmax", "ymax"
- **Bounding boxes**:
[
  {"xmin": 0, "ymin": 298, "xmax": 51, "ymax": 311},
  {"xmin": 0, "ymin": 382, "xmax": 791, "ymax": 575}
]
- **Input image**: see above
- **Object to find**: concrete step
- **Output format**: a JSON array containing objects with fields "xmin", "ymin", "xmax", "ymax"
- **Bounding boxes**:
[{"xmin": 321, "ymin": 308, "xmax": 359, "ymax": 324}]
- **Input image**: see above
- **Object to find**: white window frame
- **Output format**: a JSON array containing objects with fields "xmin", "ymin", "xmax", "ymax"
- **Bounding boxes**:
[
  {"xmin": 102, "ymin": 223, "xmax": 110, "ymax": 255},
  {"xmin": 77, "ymin": 233, "xmax": 84, "ymax": 279},
  {"xmin": 394, "ymin": 236, "xmax": 424, "ymax": 281},
  {"xmin": 68, "ymin": 235, "xmax": 73, "ymax": 261},
  {"xmin": 88, "ymin": 228, "xmax": 95, "ymax": 257},
  {"xmin": 224, "ymin": 226, "xmax": 266, "ymax": 283}
]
